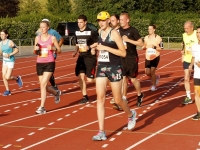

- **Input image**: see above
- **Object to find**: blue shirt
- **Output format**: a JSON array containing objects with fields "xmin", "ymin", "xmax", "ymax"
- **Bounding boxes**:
[{"xmin": 0, "ymin": 40, "xmax": 15, "ymax": 62}]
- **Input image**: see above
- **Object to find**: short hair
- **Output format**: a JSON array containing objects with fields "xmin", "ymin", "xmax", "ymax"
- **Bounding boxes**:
[
  {"xmin": 197, "ymin": 26, "xmax": 200, "ymax": 30},
  {"xmin": 184, "ymin": 21, "xmax": 194, "ymax": 28},
  {"xmin": 149, "ymin": 24, "xmax": 156, "ymax": 29},
  {"xmin": 111, "ymin": 14, "xmax": 119, "ymax": 20},
  {"xmin": 78, "ymin": 14, "xmax": 87, "ymax": 21},
  {"xmin": 120, "ymin": 11, "xmax": 130, "ymax": 19}
]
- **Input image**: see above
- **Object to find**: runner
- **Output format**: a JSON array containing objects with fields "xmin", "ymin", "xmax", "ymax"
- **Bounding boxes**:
[
  {"xmin": 92, "ymin": 11, "xmax": 137, "ymax": 141},
  {"xmin": 0, "ymin": 29, "xmax": 23, "ymax": 96},
  {"xmin": 142, "ymin": 24, "xmax": 163, "ymax": 91},
  {"xmin": 74, "ymin": 14, "xmax": 98, "ymax": 104},
  {"xmin": 189, "ymin": 26, "xmax": 200, "ymax": 120},
  {"xmin": 182, "ymin": 21, "xmax": 198, "ymax": 105},
  {"xmin": 34, "ymin": 20, "xmax": 61, "ymax": 114},
  {"xmin": 38, "ymin": 19, "xmax": 64, "ymax": 91},
  {"xmin": 109, "ymin": 14, "xmax": 130, "ymax": 110},
  {"xmin": 119, "ymin": 12, "xmax": 144, "ymax": 107}
]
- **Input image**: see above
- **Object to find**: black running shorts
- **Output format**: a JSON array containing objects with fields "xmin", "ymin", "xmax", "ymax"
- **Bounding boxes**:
[
  {"xmin": 36, "ymin": 62, "xmax": 55, "ymax": 76},
  {"xmin": 75, "ymin": 55, "xmax": 96, "ymax": 79},
  {"xmin": 145, "ymin": 56, "xmax": 160, "ymax": 68},
  {"xmin": 121, "ymin": 56, "xmax": 138, "ymax": 78}
]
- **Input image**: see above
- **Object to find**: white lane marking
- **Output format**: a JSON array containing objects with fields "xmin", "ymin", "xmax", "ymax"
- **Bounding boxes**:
[
  {"xmin": 72, "ymin": 111, "xmax": 77, "ymax": 113},
  {"xmin": 79, "ymin": 107, "xmax": 84, "ymax": 109},
  {"xmin": 4, "ymin": 110, "xmax": 10, "ymax": 112},
  {"xmin": 16, "ymin": 138, "xmax": 24, "ymax": 142},
  {"xmin": 65, "ymin": 114, "xmax": 70, "ymax": 117},
  {"xmin": 147, "ymin": 107, "xmax": 151, "ymax": 109},
  {"xmin": 109, "ymin": 138, "xmax": 115, "ymax": 141},
  {"xmin": 12, "ymin": 89, "xmax": 16, "ymax": 91},
  {"xmin": 14, "ymin": 106, "xmax": 20, "ymax": 109},
  {"xmin": 48, "ymin": 122, "xmax": 55, "ymax": 126},
  {"xmin": 2, "ymin": 144, "xmax": 12, "ymax": 148},
  {"xmin": 38, "ymin": 127, "xmax": 45, "ymax": 131},
  {"xmin": 125, "ymin": 114, "xmax": 194, "ymax": 150},
  {"xmin": 23, "ymin": 104, "xmax": 28, "ymax": 106},
  {"xmin": 116, "ymin": 132, "xmax": 122, "ymax": 135},
  {"xmin": 199, "ymin": 142, "xmax": 200, "ymax": 145},
  {"xmin": 57, "ymin": 118, "xmax": 63, "ymax": 121},
  {"xmin": 143, "ymin": 110, "xmax": 147, "ymax": 113},
  {"xmin": 102, "ymin": 144, "xmax": 108, "ymax": 148},
  {"xmin": 28, "ymin": 132, "xmax": 35, "ymax": 136},
  {"xmin": 138, "ymin": 114, "xmax": 143, "ymax": 117}
]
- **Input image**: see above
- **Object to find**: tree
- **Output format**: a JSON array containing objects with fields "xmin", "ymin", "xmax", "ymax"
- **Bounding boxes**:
[
  {"xmin": 47, "ymin": 0, "xmax": 71, "ymax": 15},
  {"xmin": 0, "ymin": 0, "xmax": 19, "ymax": 17},
  {"xmin": 18, "ymin": 0, "xmax": 41, "ymax": 15}
]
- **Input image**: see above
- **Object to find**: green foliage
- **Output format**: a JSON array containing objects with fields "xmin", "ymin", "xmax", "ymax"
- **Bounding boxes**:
[
  {"xmin": 47, "ymin": 0, "xmax": 71, "ymax": 15},
  {"xmin": 18, "ymin": 0, "xmax": 41, "ymax": 15}
]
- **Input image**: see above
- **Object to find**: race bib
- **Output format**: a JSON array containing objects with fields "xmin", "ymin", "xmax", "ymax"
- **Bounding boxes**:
[
  {"xmin": 98, "ymin": 50, "xmax": 110, "ymax": 62},
  {"xmin": 78, "ymin": 43, "xmax": 87, "ymax": 52},
  {"xmin": 185, "ymin": 46, "xmax": 192, "ymax": 55},
  {"xmin": 3, "ymin": 53, "xmax": 10, "ymax": 60},
  {"xmin": 146, "ymin": 48, "xmax": 156, "ymax": 55},
  {"xmin": 40, "ymin": 48, "xmax": 48, "ymax": 57}
]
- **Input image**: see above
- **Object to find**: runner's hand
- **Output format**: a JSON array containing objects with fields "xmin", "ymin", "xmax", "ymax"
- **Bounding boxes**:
[
  {"xmin": 96, "ymin": 44, "xmax": 107, "ymax": 51},
  {"xmin": 188, "ymin": 64, "xmax": 193, "ymax": 71},
  {"xmin": 196, "ymin": 62, "xmax": 200, "ymax": 68},
  {"xmin": 91, "ymin": 48, "xmax": 96, "ymax": 55},
  {"xmin": 122, "ymin": 35, "xmax": 129, "ymax": 42}
]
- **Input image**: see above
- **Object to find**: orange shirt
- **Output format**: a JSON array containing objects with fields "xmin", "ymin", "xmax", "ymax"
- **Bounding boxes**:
[{"xmin": 144, "ymin": 35, "xmax": 162, "ymax": 60}]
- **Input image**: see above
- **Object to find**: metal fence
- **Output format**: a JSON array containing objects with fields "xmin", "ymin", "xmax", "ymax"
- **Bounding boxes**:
[{"xmin": 12, "ymin": 37, "xmax": 183, "ymax": 49}]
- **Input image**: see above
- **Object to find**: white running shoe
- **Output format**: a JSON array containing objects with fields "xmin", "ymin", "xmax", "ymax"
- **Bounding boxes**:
[
  {"xmin": 36, "ymin": 107, "xmax": 46, "ymax": 114},
  {"xmin": 110, "ymin": 98, "xmax": 115, "ymax": 104},
  {"xmin": 127, "ymin": 110, "xmax": 137, "ymax": 130},
  {"xmin": 92, "ymin": 131, "xmax": 107, "ymax": 141},
  {"xmin": 150, "ymin": 85, "xmax": 157, "ymax": 91}
]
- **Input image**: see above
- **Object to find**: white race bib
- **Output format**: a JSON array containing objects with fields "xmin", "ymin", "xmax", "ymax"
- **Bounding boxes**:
[
  {"xmin": 98, "ymin": 50, "xmax": 110, "ymax": 62},
  {"xmin": 147, "ymin": 48, "xmax": 156, "ymax": 55},
  {"xmin": 3, "ymin": 53, "xmax": 10, "ymax": 60},
  {"xmin": 40, "ymin": 48, "xmax": 48, "ymax": 57}
]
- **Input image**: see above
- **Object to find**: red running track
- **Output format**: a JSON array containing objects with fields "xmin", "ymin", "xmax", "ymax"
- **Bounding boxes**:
[{"xmin": 0, "ymin": 50, "xmax": 199, "ymax": 150}]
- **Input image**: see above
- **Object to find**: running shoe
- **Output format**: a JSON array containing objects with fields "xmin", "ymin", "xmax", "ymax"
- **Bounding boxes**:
[
  {"xmin": 79, "ymin": 97, "xmax": 89, "ymax": 104},
  {"xmin": 55, "ymin": 90, "xmax": 61, "ymax": 104},
  {"xmin": 112, "ymin": 103, "xmax": 123, "ymax": 111},
  {"xmin": 156, "ymin": 75, "xmax": 160, "ymax": 85},
  {"xmin": 16, "ymin": 76, "xmax": 23, "ymax": 87},
  {"xmin": 92, "ymin": 131, "xmax": 107, "ymax": 141},
  {"xmin": 192, "ymin": 112, "xmax": 200, "ymax": 120},
  {"xmin": 182, "ymin": 97, "xmax": 193, "ymax": 105},
  {"xmin": 53, "ymin": 85, "xmax": 58, "ymax": 91},
  {"xmin": 2, "ymin": 90, "xmax": 11, "ymax": 96},
  {"xmin": 137, "ymin": 93, "xmax": 144, "ymax": 107},
  {"xmin": 110, "ymin": 98, "xmax": 115, "ymax": 104},
  {"xmin": 150, "ymin": 85, "xmax": 157, "ymax": 91},
  {"xmin": 36, "ymin": 107, "xmax": 46, "ymax": 114},
  {"xmin": 127, "ymin": 110, "xmax": 137, "ymax": 130}
]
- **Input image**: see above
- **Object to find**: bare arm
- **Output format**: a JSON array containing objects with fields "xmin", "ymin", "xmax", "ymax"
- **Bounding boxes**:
[
  {"xmin": 122, "ymin": 35, "xmax": 143, "ymax": 47},
  {"xmin": 58, "ymin": 38, "xmax": 64, "ymax": 47},
  {"xmin": 9, "ymin": 40, "xmax": 19, "ymax": 56},
  {"xmin": 52, "ymin": 36, "xmax": 61, "ymax": 54}
]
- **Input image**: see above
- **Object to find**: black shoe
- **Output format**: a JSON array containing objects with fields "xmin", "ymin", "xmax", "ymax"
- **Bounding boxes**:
[
  {"xmin": 192, "ymin": 112, "xmax": 200, "ymax": 120},
  {"xmin": 137, "ymin": 93, "xmax": 144, "ymax": 107},
  {"xmin": 79, "ymin": 97, "xmax": 89, "ymax": 104}
]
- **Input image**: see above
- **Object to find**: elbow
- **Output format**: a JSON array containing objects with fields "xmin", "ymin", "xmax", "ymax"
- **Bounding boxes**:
[{"xmin": 121, "ymin": 51, "xmax": 126, "ymax": 57}]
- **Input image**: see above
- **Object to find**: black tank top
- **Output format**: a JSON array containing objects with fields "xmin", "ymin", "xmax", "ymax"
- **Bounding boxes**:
[{"xmin": 98, "ymin": 29, "xmax": 121, "ymax": 65}]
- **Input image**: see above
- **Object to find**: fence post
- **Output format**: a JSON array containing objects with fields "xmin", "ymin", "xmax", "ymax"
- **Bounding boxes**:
[{"xmin": 168, "ymin": 37, "xmax": 169, "ymax": 49}]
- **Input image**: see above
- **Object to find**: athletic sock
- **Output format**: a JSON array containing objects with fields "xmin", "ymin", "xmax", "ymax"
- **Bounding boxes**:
[{"xmin": 186, "ymin": 91, "xmax": 191, "ymax": 99}]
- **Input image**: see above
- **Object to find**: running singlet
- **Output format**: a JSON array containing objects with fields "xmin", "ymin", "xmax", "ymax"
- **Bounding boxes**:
[
  {"xmin": 192, "ymin": 43, "xmax": 200, "ymax": 79},
  {"xmin": 144, "ymin": 35, "xmax": 162, "ymax": 60},
  {"xmin": 183, "ymin": 30, "xmax": 198, "ymax": 63},
  {"xmin": 119, "ymin": 26, "xmax": 141, "ymax": 58},
  {"xmin": 37, "ymin": 35, "xmax": 54, "ymax": 63},
  {"xmin": 0, "ymin": 40, "xmax": 15, "ymax": 62},
  {"xmin": 98, "ymin": 29, "xmax": 121, "ymax": 65},
  {"xmin": 75, "ymin": 27, "xmax": 98, "ymax": 55}
]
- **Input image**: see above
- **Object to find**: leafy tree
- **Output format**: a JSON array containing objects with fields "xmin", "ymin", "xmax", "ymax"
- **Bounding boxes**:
[
  {"xmin": 47, "ymin": 0, "xmax": 71, "ymax": 15},
  {"xmin": 0, "ymin": 0, "xmax": 19, "ymax": 17},
  {"xmin": 18, "ymin": 0, "xmax": 41, "ymax": 15}
]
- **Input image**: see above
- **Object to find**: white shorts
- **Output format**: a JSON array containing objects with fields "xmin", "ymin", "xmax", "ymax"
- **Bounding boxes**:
[{"xmin": 3, "ymin": 61, "xmax": 15, "ymax": 68}]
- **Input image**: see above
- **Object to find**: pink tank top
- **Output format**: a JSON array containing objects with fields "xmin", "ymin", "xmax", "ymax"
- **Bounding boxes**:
[{"xmin": 37, "ymin": 35, "xmax": 54, "ymax": 63}]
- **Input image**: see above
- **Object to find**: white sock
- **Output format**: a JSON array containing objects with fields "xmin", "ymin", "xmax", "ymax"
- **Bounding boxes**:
[
  {"xmin": 186, "ymin": 91, "xmax": 191, "ymax": 99},
  {"xmin": 122, "ymin": 96, "xmax": 127, "ymax": 100}
]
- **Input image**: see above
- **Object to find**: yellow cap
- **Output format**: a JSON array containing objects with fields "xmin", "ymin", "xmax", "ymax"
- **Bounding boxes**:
[{"xmin": 97, "ymin": 11, "xmax": 110, "ymax": 20}]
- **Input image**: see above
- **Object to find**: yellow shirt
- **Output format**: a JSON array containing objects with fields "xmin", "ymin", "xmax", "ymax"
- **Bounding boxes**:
[{"xmin": 183, "ymin": 30, "xmax": 198, "ymax": 63}]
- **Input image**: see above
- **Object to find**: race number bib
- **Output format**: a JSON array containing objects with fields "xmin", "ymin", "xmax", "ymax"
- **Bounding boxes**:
[
  {"xmin": 185, "ymin": 46, "xmax": 192, "ymax": 55},
  {"xmin": 146, "ymin": 48, "xmax": 156, "ymax": 55},
  {"xmin": 40, "ymin": 48, "xmax": 48, "ymax": 57},
  {"xmin": 78, "ymin": 43, "xmax": 87, "ymax": 52},
  {"xmin": 3, "ymin": 53, "xmax": 10, "ymax": 60},
  {"xmin": 98, "ymin": 50, "xmax": 110, "ymax": 62}
]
